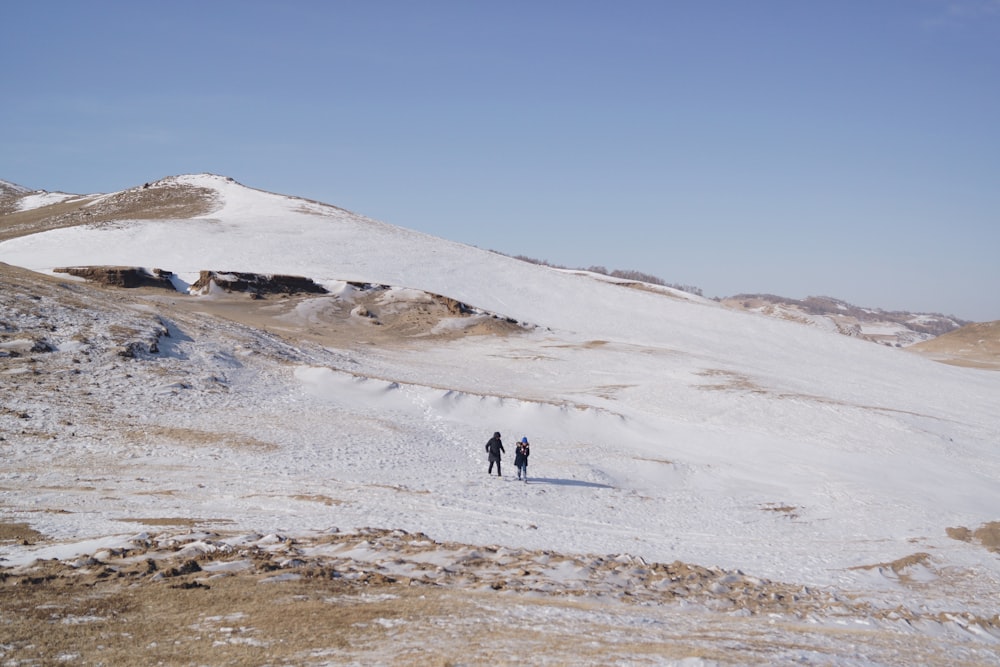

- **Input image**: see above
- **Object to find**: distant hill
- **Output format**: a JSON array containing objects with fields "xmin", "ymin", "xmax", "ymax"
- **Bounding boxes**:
[
  {"xmin": 720, "ymin": 294, "xmax": 968, "ymax": 348},
  {"xmin": 907, "ymin": 320, "xmax": 1000, "ymax": 370},
  {"xmin": 0, "ymin": 179, "xmax": 31, "ymax": 196},
  {"xmin": 500, "ymin": 255, "xmax": 971, "ymax": 350},
  {"xmin": 0, "ymin": 179, "xmax": 32, "ymax": 215}
]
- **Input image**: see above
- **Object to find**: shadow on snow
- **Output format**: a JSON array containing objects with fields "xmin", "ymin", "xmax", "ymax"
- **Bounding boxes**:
[{"xmin": 520, "ymin": 477, "xmax": 612, "ymax": 489}]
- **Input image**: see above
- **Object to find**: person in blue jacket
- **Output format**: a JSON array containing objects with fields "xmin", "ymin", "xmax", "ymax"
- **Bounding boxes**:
[{"xmin": 514, "ymin": 437, "xmax": 530, "ymax": 481}]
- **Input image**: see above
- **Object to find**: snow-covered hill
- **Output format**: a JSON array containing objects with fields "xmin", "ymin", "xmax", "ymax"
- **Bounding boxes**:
[{"xmin": 1, "ymin": 174, "xmax": 999, "ymax": 664}]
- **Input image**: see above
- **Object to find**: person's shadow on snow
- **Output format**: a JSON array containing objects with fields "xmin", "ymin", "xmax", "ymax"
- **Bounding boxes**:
[{"xmin": 522, "ymin": 477, "xmax": 611, "ymax": 489}]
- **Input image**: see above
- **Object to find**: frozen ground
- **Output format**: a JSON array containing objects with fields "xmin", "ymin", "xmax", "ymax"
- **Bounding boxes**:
[{"xmin": 1, "ymin": 174, "xmax": 998, "ymax": 665}]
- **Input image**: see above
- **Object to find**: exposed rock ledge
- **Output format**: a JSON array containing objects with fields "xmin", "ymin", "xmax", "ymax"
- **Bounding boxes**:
[
  {"xmin": 53, "ymin": 266, "xmax": 330, "ymax": 297},
  {"xmin": 189, "ymin": 270, "xmax": 327, "ymax": 296},
  {"xmin": 54, "ymin": 266, "xmax": 177, "ymax": 290}
]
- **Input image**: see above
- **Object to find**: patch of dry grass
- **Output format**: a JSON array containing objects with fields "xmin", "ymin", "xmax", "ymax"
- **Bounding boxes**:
[
  {"xmin": 1, "ymin": 571, "xmax": 414, "ymax": 665},
  {"xmin": 290, "ymin": 494, "xmax": 345, "ymax": 507},
  {"xmin": 0, "ymin": 573, "xmax": 720, "ymax": 666},
  {"xmin": 123, "ymin": 425, "xmax": 279, "ymax": 452},
  {"xmin": 851, "ymin": 551, "xmax": 933, "ymax": 577},
  {"xmin": 632, "ymin": 456, "xmax": 674, "ymax": 465},
  {"xmin": 695, "ymin": 368, "xmax": 768, "ymax": 393},
  {"xmin": 0, "ymin": 522, "xmax": 44, "ymax": 544},
  {"xmin": 760, "ymin": 503, "xmax": 800, "ymax": 520},
  {"xmin": 2, "ymin": 544, "xmax": 715, "ymax": 666},
  {"xmin": 3, "ymin": 527, "xmax": 999, "ymax": 665},
  {"xmin": 115, "ymin": 517, "xmax": 235, "ymax": 528},
  {"xmin": 2, "ymin": 562, "xmax": 991, "ymax": 666},
  {"xmin": 947, "ymin": 521, "xmax": 1000, "ymax": 552}
]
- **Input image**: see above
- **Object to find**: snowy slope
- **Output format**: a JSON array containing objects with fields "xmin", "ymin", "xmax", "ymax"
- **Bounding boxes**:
[{"xmin": 1, "ymin": 174, "xmax": 999, "ymax": 661}]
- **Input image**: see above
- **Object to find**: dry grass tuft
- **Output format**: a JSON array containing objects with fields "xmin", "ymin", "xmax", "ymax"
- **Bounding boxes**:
[
  {"xmin": 760, "ymin": 503, "xmax": 800, "ymax": 520},
  {"xmin": 695, "ymin": 368, "xmax": 767, "ymax": 393},
  {"xmin": 850, "ymin": 551, "xmax": 933, "ymax": 577}
]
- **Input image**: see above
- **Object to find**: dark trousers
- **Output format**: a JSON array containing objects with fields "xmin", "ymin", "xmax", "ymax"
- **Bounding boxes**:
[{"xmin": 488, "ymin": 458, "xmax": 501, "ymax": 476}]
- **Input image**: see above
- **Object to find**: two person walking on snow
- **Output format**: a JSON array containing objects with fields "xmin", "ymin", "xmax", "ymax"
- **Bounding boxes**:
[{"xmin": 485, "ymin": 432, "xmax": 530, "ymax": 481}]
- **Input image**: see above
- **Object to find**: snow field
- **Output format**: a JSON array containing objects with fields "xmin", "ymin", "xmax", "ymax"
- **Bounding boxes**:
[{"xmin": 2, "ymin": 174, "xmax": 1000, "ymax": 661}]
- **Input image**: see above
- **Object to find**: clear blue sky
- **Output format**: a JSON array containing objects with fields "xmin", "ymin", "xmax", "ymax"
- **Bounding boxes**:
[{"xmin": 3, "ymin": 1, "xmax": 998, "ymax": 321}]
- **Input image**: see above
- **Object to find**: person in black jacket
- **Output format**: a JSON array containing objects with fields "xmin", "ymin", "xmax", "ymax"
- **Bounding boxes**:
[
  {"xmin": 514, "ymin": 436, "xmax": 530, "ymax": 481},
  {"xmin": 485, "ymin": 431, "xmax": 504, "ymax": 477}
]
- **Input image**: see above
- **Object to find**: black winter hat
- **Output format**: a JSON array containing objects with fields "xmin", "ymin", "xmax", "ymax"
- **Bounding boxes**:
[{"xmin": 494, "ymin": 432, "xmax": 501, "ymax": 438}]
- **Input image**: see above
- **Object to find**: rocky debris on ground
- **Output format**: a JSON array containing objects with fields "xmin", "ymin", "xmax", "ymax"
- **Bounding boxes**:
[{"xmin": 2, "ymin": 527, "xmax": 997, "ymax": 640}]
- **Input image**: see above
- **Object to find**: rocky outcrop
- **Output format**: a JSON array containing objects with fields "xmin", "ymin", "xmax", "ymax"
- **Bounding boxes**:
[
  {"xmin": 54, "ymin": 266, "xmax": 178, "ymax": 290},
  {"xmin": 441, "ymin": 296, "xmax": 474, "ymax": 315},
  {"xmin": 190, "ymin": 271, "xmax": 327, "ymax": 296}
]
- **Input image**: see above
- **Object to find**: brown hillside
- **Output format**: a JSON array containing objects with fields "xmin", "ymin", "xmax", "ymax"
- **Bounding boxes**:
[
  {"xmin": 0, "ymin": 180, "xmax": 216, "ymax": 242},
  {"xmin": 907, "ymin": 321, "xmax": 1000, "ymax": 370}
]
